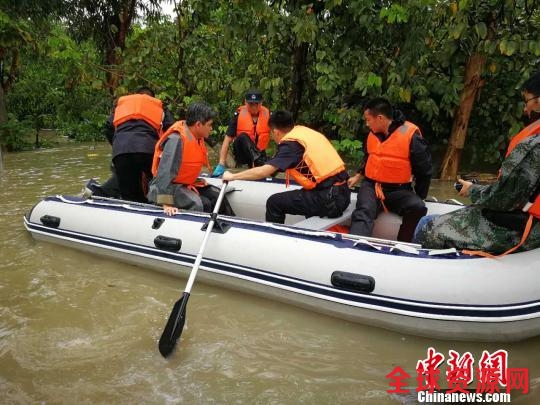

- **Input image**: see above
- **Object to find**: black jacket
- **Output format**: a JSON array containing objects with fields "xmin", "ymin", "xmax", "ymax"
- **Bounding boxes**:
[
  {"xmin": 357, "ymin": 110, "xmax": 432, "ymax": 199},
  {"xmin": 104, "ymin": 107, "xmax": 174, "ymax": 158}
]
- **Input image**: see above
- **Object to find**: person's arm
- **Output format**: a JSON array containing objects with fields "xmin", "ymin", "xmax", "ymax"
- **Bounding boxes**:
[
  {"xmin": 357, "ymin": 136, "xmax": 369, "ymax": 175},
  {"xmin": 223, "ymin": 141, "xmax": 302, "ymax": 183},
  {"xmin": 467, "ymin": 137, "xmax": 540, "ymax": 210},
  {"xmin": 223, "ymin": 140, "xmax": 305, "ymax": 182},
  {"xmin": 161, "ymin": 106, "xmax": 175, "ymax": 131},
  {"xmin": 410, "ymin": 132, "xmax": 433, "ymax": 199},
  {"xmin": 218, "ymin": 135, "xmax": 234, "ymax": 166},
  {"xmin": 152, "ymin": 134, "xmax": 183, "ymax": 208},
  {"xmin": 226, "ymin": 113, "xmax": 238, "ymax": 137},
  {"xmin": 212, "ymin": 114, "xmax": 238, "ymax": 177},
  {"xmin": 347, "ymin": 173, "xmax": 363, "ymax": 188},
  {"xmin": 222, "ymin": 164, "xmax": 278, "ymax": 182},
  {"xmin": 103, "ymin": 113, "xmax": 115, "ymax": 145},
  {"xmin": 348, "ymin": 140, "xmax": 368, "ymax": 187}
]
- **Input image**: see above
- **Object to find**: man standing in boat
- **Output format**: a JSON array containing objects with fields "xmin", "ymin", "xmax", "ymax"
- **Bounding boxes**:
[
  {"xmin": 104, "ymin": 86, "xmax": 175, "ymax": 202},
  {"xmin": 212, "ymin": 89, "xmax": 271, "ymax": 177},
  {"xmin": 222, "ymin": 110, "xmax": 350, "ymax": 223},
  {"xmin": 414, "ymin": 71, "xmax": 540, "ymax": 255},
  {"xmin": 347, "ymin": 97, "xmax": 432, "ymax": 242},
  {"xmin": 147, "ymin": 102, "xmax": 235, "ymax": 216}
]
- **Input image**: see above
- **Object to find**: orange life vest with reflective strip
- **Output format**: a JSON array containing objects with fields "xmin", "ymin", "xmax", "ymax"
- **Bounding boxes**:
[
  {"xmin": 151, "ymin": 121, "xmax": 209, "ymax": 185},
  {"xmin": 236, "ymin": 105, "xmax": 271, "ymax": 150},
  {"xmin": 113, "ymin": 94, "xmax": 164, "ymax": 131},
  {"xmin": 364, "ymin": 121, "xmax": 420, "ymax": 184},
  {"xmin": 280, "ymin": 125, "xmax": 346, "ymax": 190},
  {"xmin": 505, "ymin": 125, "xmax": 540, "ymax": 220}
]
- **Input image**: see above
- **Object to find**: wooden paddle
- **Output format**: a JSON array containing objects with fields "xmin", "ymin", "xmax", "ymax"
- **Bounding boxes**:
[{"xmin": 158, "ymin": 181, "xmax": 229, "ymax": 358}]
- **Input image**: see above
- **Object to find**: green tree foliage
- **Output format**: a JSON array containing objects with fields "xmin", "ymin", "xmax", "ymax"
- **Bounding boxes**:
[
  {"xmin": 1, "ymin": 0, "xmax": 539, "ymax": 177},
  {"xmin": 5, "ymin": 23, "xmax": 109, "ymax": 150},
  {"xmin": 64, "ymin": 0, "xmax": 165, "ymax": 94},
  {"xmin": 0, "ymin": 0, "xmax": 68, "ymax": 154}
]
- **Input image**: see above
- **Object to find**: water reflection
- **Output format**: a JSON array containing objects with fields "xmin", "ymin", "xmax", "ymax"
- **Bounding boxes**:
[{"xmin": 1, "ymin": 143, "xmax": 538, "ymax": 404}]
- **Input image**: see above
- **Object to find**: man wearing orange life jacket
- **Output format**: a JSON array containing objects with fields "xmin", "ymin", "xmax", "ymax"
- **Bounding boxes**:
[
  {"xmin": 348, "ymin": 97, "xmax": 433, "ymax": 242},
  {"xmin": 212, "ymin": 89, "xmax": 270, "ymax": 177},
  {"xmin": 147, "ymin": 102, "xmax": 235, "ymax": 216},
  {"xmin": 104, "ymin": 86, "xmax": 174, "ymax": 202},
  {"xmin": 414, "ymin": 71, "xmax": 540, "ymax": 255},
  {"xmin": 222, "ymin": 110, "xmax": 350, "ymax": 223}
]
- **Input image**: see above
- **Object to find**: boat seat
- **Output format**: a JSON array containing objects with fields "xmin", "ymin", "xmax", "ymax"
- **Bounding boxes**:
[{"xmin": 293, "ymin": 204, "xmax": 355, "ymax": 231}]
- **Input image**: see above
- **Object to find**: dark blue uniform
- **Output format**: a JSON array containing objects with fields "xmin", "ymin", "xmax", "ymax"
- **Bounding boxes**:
[
  {"xmin": 265, "ymin": 141, "xmax": 350, "ymax": 223},
  {"xmin": 350, "ymin": 111, "xmax": 433, "ymax": 242}
]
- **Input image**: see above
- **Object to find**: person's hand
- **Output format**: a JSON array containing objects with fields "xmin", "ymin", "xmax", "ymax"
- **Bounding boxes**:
[
  {"xmin": 211, "ymin": 164, "xmax": 226, "ymax": 178},
  {"xmin": 348, "ymin": 173, "xmax": 362, "ymax": 188},
  {"xmin": 457, "ymin": 179, "xmax": 473, "ymax": 197},
  {"xmin": 193, "ymin": 178, "xmax": 208, "ymax": 187},
  {"xmin": 222, "ymin": 171, "xmax": 235, "ymax": 182},
  {"xmin": 163, "ymin": 204, "xmax": 179, "ymax": 216}
]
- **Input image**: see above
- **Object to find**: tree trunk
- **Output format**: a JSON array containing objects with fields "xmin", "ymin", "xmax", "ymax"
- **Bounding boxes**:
[
  {"xmin": 104, "ymin": 1, "xmax": 136, "ymax": 95},
  {"xmin": 287, "ymin": 42, "xmax": 309, "ymax": 121},
  {"xmin": 439, "ymin": 53, "xmax": 486, "ymax": 180}
]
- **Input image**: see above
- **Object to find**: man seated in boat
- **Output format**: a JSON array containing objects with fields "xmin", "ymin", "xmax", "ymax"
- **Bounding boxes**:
[
  {"xmin": 147, "ymin": 102, "xmax": 235, "ymax": 216},
  {"xmin": 212, "ymin": 89, "xmax": 271, "ymax": 177},
  {"xmin": 222, "ymin": 110, "xmax": 351, "ymax": 223},
  {"xmin": 347, "ymin": 97, "xmax": 433, "ymax": 243},
  {"xmin": 414, "ymin": 71, "xmax": 540, "ymax": 256}
]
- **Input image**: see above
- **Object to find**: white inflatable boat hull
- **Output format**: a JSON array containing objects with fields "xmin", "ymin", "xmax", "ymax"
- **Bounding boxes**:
[{"xmin": 24, "ymin": 178, "xmax": 540, "ymax": 342}]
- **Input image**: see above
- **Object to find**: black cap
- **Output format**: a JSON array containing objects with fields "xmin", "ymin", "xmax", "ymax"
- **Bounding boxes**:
[{"xmin": 245, "ymin": 89, "xmax": 263, "ymax": 103}]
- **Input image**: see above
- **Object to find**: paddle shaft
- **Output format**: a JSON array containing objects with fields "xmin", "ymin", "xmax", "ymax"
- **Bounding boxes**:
[
  {"xmin": 158, "ymin": 181, "xmax": 228, "ymax": 357},
  {"xmin": 184, "ymin": 182, "xmax": 228, "ymax": 293}
]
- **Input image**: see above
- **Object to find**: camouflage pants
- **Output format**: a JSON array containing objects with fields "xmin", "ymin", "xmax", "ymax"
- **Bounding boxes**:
[{"xmin": 415, "ymin": 206, "xmax": 540, "ymax": 254}]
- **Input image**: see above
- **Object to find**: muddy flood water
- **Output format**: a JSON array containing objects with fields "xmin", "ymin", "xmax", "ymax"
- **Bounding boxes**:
[{"xmin": 1, "ymin": 143, "xmax": 539, "ymax": 404}]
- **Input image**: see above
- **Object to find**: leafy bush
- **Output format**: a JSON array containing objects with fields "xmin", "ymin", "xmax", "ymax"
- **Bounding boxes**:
[{"xmin": 0, "ymin": 114, "xmax": 33, "ymax": 151}]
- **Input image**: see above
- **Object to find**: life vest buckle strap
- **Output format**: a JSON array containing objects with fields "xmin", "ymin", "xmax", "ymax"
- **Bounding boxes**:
[{"xmin": 374, "ymin": 182, "xmax": 389, "ymax": 213}]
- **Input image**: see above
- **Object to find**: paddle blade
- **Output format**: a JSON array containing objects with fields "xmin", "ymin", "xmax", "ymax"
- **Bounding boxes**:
[{"xmin": 158, "ymin": 292, "xmax": 190, "ymax": 358}]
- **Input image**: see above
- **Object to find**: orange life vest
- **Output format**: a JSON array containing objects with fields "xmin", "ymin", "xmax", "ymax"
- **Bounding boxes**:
[
  {"xmin": 113, "ymin": 94, "xmax": 164, "ymax": 131},
  {"xmin": 236, "ymin": 105, "xmax": 271, "ymax": 150},
  {"xmin": 504, "ymin": 124, "xmax": 540, "ymax": 220},
  {"xmin": 151, "ymin": 121, "xmax": 209, "ymax": 185},
  {"xmin": 280, "ymin": 125, "xmax": 346, "ymax": 190},
  {"xmin": 505, "ymin": 119, "xmax": 540, "ymax": 158},
  {"xmin": 364, "ymin": 121, "xmax": 420, "ymax": 184}
]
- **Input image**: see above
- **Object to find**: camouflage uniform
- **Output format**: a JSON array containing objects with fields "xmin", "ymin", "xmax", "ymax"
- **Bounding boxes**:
[{"xmin": 416, "ymin": 134, "xmax": 540, "ymax": 254}]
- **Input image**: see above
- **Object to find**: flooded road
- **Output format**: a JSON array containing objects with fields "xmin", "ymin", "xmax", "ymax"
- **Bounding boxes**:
[{"xmin": 1, "ymin": 143, "xmax": 539, "ymax": 404}]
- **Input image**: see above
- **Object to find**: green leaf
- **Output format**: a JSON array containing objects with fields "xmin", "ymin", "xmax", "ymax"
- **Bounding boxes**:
[
  {"xmin": 499, "ymin": 39, "xmax": 507, "ymax": 55},
  {"xmin": 91, "ymin": 80, "xmax": 102, "ymax": 90},
  {"xmin": 501, "ymin": 40, "xmax": 517, "ymax": 56},
  {"xmin": 399, "ymin": 87, "xmax": 411, "ymax": 103},
  {"xmin": 366, "ymin": 72, "xmax": 382, "ymax": 88},
  {"xmin": 474, "ymin": 22, "xmax": 487, "ymax": 39}
]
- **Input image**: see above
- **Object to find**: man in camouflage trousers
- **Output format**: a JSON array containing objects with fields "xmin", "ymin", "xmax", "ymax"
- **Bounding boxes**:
[{"xmin": 415, "ymin": 72, "xmax": 540, "ymax": 254}]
